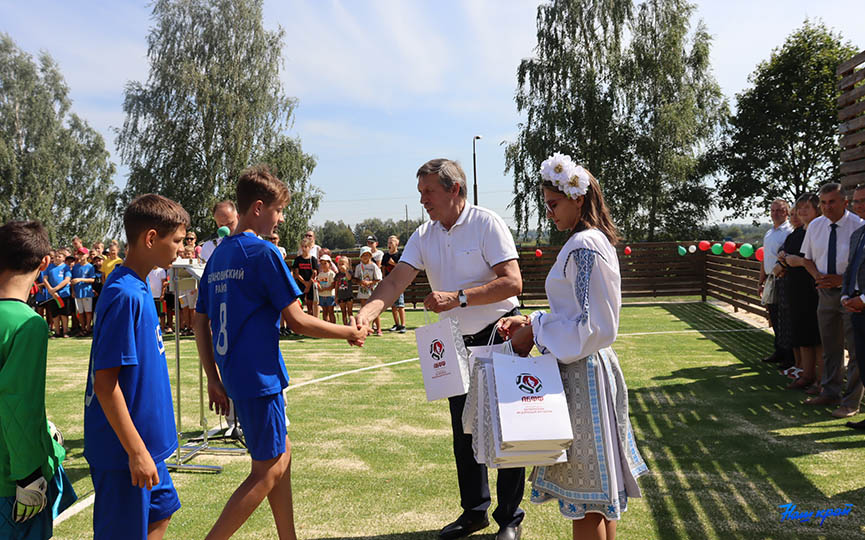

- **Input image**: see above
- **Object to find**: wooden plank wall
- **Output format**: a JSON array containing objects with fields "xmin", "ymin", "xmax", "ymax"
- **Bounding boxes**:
[{"xmin": 839, "ymin": 50, "xmax": 865, "ymax": 190}]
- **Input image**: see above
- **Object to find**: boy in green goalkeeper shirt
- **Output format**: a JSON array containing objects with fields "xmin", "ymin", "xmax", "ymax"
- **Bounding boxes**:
[{"xmin": 0, "ymin": 220, "xmax": 76, "ymax": 539}]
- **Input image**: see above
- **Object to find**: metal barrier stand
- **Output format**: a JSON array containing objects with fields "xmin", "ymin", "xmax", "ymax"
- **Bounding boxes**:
[{"xmin": 166, "ymin": 263, "xmax": 246, "ymax": 473}]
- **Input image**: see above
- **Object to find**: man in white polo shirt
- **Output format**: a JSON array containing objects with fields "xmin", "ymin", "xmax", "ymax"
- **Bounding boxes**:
[
  {"xmin": 801, "ymin": 183, "xmax": 865, "ymax": 408},
  {"xmin": 759, "ymin": 199, "xmax": 793, "ymax": 366},
  {"xmin": 356, "ymin": 158, "xmax": 524, "ymax": 540}
]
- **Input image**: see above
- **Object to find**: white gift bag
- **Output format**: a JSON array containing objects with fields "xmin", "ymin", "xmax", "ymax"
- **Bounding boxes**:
[
  {"xmin": 491, "ymin": 352, "xmax": 573, "ymax": 452},
  {"xmin": 463, "ymin": 333, "xmax": 516, "ymax": 435},
  {"xmin": 415, "ymin": 314, "xmax": 470, "ymax": 401},
  {"xmin": 472, "ymin": 359, "xmax": 565, "ymax": 468}
]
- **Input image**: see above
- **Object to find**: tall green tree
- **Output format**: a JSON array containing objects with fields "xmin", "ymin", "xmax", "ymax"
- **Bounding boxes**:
[
  {"xmin": 717, "ymin": 20, "xmax": 857, "ymax": 217},
  {"xmin": 505, "ymin": 0, "xmax": 632, "ymax": 242},
  {"xmin": 0, "ymin": 34, "xmax": 118, "ymax": 244},
  {"xmin": 117, "ymin": 0, "xmax": 319, "ymax": 237},
  {"xmin": 505, "ymin": 0, "xmax": 727, "ymax": 241},
  {"xmin": 623, "ymin": 0, "xmax": 727, "ymax": 240},
  {"xmin": 315, "ymin": 220, "xmax": 356, "ymax": 250}
]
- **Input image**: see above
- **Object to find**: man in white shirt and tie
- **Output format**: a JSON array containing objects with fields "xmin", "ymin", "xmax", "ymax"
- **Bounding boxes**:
[{"xmin": 801, "ymin": 183, "xmax": 865, "ymax": 407}]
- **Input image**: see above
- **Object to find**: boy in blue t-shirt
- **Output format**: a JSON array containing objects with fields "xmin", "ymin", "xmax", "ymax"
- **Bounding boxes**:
[
  {"xmin": 194, "ymin": 165, "xmax": 368, "ymax": 539},
  {"xmin": 43, "ymin": 252, "xmax": 72, "ymax": 338},
  {"xmin": 71, "ymin": 248, "xmax": 96, "ymax": 335},
  {"xmin": 84, "ymin": 194, "xmax": 190, "ymax": 540}
]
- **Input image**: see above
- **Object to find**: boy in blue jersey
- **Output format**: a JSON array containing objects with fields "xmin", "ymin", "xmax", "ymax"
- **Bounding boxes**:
[
  {"xmin": 70, "ymin": 248, "xmax": 96, "ymax": 335},
  {"xmin": 43, "ymin": 251, "xmax": 72, "ymax": 338},
  {"xmin": 84, "ymin": 194, "xmax": 190, "ymax": 540},
  {"xmin": 194, "ymin": 165, "xmax": 369, "ymax": 540}
]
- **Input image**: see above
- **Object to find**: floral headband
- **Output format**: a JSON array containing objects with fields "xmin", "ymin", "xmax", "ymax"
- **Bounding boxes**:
[{"xmin": 540, "ymin": 152, "xmax": 590, "ymax": 199}]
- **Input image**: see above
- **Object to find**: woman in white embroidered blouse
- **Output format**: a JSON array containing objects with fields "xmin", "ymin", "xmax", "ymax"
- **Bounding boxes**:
[{"xmin": 498, "ymin": 154, "xmax": 648, "ymax": 540}]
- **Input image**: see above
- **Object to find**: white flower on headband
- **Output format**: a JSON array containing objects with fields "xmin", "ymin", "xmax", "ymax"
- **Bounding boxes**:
[{"xmin": 540, "ymin": 153, "xmax": 589, "ymax": 199}]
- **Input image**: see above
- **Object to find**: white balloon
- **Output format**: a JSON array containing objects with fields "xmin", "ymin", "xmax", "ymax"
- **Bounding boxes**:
[{"xmin": 688, "ymin": 245, "xmax": 697, "ymax": 253}]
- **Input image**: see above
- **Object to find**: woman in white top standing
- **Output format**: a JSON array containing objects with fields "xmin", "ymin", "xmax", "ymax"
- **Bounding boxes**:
[{"xmin": 498, "ymin": 153, "xmax": 648, "ymax": 540}]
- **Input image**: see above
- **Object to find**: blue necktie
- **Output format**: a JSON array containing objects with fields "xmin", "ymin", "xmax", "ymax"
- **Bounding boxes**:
[{"xmin": 828, "ymin": 223, "xmax": 837, "ymax": 275}]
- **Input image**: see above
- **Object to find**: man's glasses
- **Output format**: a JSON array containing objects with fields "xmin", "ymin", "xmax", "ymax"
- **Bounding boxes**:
[{"xmin": 185, "ymin": 237, "xmax": 195, "ymax": 241}]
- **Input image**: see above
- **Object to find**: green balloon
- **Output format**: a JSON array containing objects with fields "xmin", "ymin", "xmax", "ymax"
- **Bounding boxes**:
[
  {"xmin": 739, "ymin": 243, "xmax": 754, "ymax": 258},
  {"xmin": 711, "ymin": 243, "xmax": 723, "ymax": 255},
  {"xmin": 677, "ymin": 245, "xmax": 686, "ymax": 256}
]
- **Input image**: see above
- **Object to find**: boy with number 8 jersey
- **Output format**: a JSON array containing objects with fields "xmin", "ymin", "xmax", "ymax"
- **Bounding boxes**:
[
  {"xmin": 194, "ymin": 165, "xmax": 368, "ymax": 540},
  {"xmin": 83, "ymin": 194, "xmax": 190, "ymax": 540}
]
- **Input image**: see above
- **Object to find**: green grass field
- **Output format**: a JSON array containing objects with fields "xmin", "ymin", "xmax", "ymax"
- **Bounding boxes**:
[{"xmin": 47, "ymin": 302, "xmax": 865, "ymax": 539}]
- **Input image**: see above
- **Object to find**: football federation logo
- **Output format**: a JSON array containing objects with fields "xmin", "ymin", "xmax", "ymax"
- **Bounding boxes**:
[
  {"xmin": 430, "ymin": 339, "xmax": 445, "ymax": 361},
  {"xmin": 516, "ymin": 373, "xmax": 543, "ymax": 394}
]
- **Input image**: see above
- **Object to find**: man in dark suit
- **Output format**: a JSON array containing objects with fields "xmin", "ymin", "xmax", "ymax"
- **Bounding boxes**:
[{"xmin": 842, "ymin": 209, "xmax": 865, "ymax": 429}]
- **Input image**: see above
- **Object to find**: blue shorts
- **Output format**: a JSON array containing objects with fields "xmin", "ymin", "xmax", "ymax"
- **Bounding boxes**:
[
  {"xmin": 0, "ymin": 466, "xmax": 77, "ymax": 540},
  {"xmin": 319, "ymin": 296, "xmax": 335, "ymax": 307},
  {"xmin": 90, "ymin": 460, "xmax": 180, "ymax": 540},
  {"xmin": 393, "ymin": 293, "xmax": 405, "ymax": 308},
  {"xmin": 234, "ymin": 392, "xmax": 287, "ymax": 461}
]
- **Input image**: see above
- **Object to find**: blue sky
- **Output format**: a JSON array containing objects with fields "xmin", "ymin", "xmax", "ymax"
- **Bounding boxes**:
[{"xmin": 2, "ymin": 0, "xmax": 864, "ymax": 229}]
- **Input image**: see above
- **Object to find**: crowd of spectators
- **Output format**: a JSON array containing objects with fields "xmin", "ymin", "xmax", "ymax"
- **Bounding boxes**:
[
  {"xmin": 27, "ymin": 205, "xmax": 407, "ymax": 340},
  {"xmin": 762, "ymin": 183, "xmax": 865, "ymax": 429}
]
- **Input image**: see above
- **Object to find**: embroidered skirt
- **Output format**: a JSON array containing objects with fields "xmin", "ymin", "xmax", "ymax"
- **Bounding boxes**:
[{"xmin": 530, "ymin": 347, "xmax": 649, "ymax": 520}]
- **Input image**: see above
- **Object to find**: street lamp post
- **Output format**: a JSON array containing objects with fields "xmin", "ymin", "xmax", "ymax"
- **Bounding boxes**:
[{"xmin": 472, "ymin": 135, "xmax": 482, "ymax": 205}]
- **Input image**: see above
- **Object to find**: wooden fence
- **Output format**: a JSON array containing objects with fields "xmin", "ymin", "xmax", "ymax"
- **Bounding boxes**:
[
  {"xmin": 839, "ymin": 49, "xmax": 865, "ymax": 190},
  {"xmin": 332, "ymin": 241, "xmax": 766, "ymax": 316}
]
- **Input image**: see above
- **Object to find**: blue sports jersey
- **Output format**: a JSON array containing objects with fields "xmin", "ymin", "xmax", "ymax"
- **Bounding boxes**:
[
  {"xmin": 83, "ymin": 265, "xmax": 177, "ymax": 470},
  {"xmin": 72, "ymin": 263, "xmax": 95, "ymax": 298},
  {"xmin": 195, "ymin": 232, "xmax": 302, "ymax": 399},
  {"xmin": 46, "ymin": 264, "xmax": 71, "ymax": 298}
]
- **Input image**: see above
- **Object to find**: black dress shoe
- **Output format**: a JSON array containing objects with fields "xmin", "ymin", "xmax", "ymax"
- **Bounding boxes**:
[
  {"xmin": 495, "ymin": 524, "xmax": 521, "ymax": 540},
  {"xmin": 761, "ymin": 354, "xmax": 781, "ymax": 363},
  {"xmin": 439, "ymin": 514, "xmax": 489, "ymax": 540},
  {"xmin": 846, "ymin": 419, "xmax": 865, "ymax": 430}
]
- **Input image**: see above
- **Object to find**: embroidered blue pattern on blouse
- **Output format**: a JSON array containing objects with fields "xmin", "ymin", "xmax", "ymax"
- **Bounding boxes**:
[{"xmin": 564, "ymin": 249, "xmax": 596, "ymax": 326}]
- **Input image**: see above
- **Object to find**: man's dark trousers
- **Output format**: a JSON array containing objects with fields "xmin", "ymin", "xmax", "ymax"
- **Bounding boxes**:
[{"xmin": 447, "ymin": 313, "xmax": 525, "ymax": 529}]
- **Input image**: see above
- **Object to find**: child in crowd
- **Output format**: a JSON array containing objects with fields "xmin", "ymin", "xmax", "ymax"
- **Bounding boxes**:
[
  {"xmin": 71, "ymin": 247, "xmax": 96, "ymax": 336},
  {"xmin": 91, "ymin": 241, "xmax": 104, "ymax": 258},
  {"xmin": 176, "ymin": 247, "xmax": 199, "ymax": 336},
  {"xmin": 317, "ymin": 254, "xmax": 336, "ymax": 324},
  {"xmin": 90, "ymin": 253, "xmax": 105, "ymax": 310},
  {"xmin": 34, "ymin": 252, "xmax": 54, "ymax": 328},
  {"xmin": 292, "ymin": 237, "xmax": 319, "ymax": 318},
  {"xmin": 335, "ymin": 256, "xmax": 354, "ymax": 325},
  {"xmin": 0, "ymin": 221, "xmax": 77, "ymax": 539},
  {"xmin": 102, "ymin": 243, "xmax": 123, "ymax": 277},
  {"xmin": 146, "ymin": 266, "xmax": 169, "ymax": 333},
  {"xmin": 84, "ymin": 194, "xmax": 189, "ymax": 540},
  {"xmin": 382, "ymin": 235, "xmax": 406, "ymax": 333},
  {"xmin": 354, "ymin": 246, "xmax": 382, "ymax": 336},
  {"xmin": 64, "ymin": 255, "xmax": 82, "ymax": 336},
  {"xmin": 44, "ymin": 251, "xmax": 72, "ymax": 338},
  {"xmin": 194, "ymin": 165, "xmax": 367, "ymax": 540}
]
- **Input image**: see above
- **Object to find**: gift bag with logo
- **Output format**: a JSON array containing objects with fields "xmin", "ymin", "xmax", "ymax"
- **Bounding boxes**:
[
  {"xmin": 491, "ymin": 352, "xmax": 573, "ymax": 452},
  {"xmin": 463, "ymin": 334, "xmax": 515, "ymax": 434},
  {"xmin": 415, "ymin": 314, "xmax": 470, "ymax": 401}
]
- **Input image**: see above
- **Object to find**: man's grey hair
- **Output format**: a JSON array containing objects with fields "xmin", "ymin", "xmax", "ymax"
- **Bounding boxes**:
[
  {"xmin": 212, "ymin": 200, "xmax": 237, "ymax": 215},
  {"xmin": 770, "ymin": 198, "xmax": 789, "ymax": 211},
  {"xmin": 818, "ymin": 183, "xmax": 842, "ymax": 196},
  {"xmin": 416, "ymin": 159, "xmax": 467, "ymax": 199}
]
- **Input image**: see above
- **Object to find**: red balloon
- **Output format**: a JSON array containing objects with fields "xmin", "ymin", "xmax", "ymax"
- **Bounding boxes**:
[
  {"xmin": 698, "ymin": 240, "xmax": 710, "ymax": 251},
  {"xmin": 723, "ymin": 241, "xmax": 736, "ymax": 254},
  {"xmin": 756, "ymin": 246, "xmax": 764, "ymax": 261},
  {"xmin": 535, "ymin": 249, "xmax": 543, "ymax": 258},
  {"xmin": 624, "ymin": 246, "xmax": 632, "ymax": 255}
]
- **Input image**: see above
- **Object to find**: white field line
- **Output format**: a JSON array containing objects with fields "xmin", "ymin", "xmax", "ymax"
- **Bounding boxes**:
[
  {"xmin": 54, "ymin": 324, "xmax": 762, "ymax": 524},
  {"xmin": 287, "ymin": 357, "xmax": 419, "ymax": 390},
  {"xmin": 54, "ymin": 493, "xmax": 95, "ymax": 525}
]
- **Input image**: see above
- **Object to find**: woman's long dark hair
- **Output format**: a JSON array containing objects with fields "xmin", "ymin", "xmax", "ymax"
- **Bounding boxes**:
[{"xmin": 543, "ymin": 169, "xmax": 619, "ymax": 245}]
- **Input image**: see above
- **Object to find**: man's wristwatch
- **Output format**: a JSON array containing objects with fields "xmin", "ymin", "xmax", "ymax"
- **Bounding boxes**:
[{"xmin": 458, "ymin": 289, "xmax": 467, "ymax": 308}]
